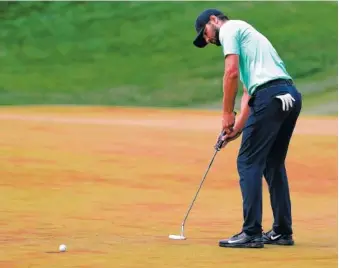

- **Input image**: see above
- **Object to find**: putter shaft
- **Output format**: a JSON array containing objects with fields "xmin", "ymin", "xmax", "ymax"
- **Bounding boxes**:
[{"xmin": 180, "ymin": 149, "xmax": 219, "ymax": 236}]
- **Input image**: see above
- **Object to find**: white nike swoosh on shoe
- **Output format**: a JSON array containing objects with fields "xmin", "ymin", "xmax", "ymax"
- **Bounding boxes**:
[
  {"xmin": 227, "ymin": 238, "xmax": 245, "ymax": 244},
  {"xmin": 270, "ymin": 234, "xmax": 282, "ymax": 240}
]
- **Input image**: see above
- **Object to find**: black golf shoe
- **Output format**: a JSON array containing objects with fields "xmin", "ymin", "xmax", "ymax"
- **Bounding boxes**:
[
  {"xmin": 219, "ymin": 231, "xmax": 264, "ymax": 248},
  {"xmin": 263, "ymin": 229, "xmax": 294, "ymax": 245}
]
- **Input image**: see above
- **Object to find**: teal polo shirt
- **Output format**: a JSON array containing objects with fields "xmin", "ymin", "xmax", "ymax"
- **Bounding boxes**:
[{"xmin": 219, "ymin": 20, "xmax": 292, "ymax": 96}]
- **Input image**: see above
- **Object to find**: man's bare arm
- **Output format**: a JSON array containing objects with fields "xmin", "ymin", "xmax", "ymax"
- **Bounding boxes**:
[
  {"xmin": 222, "ymin": 54, "xmax": 239, "ymax": 114},
  {"xmin": 236, "ymin": 86, "xmax": 251, "ymax": 131}
]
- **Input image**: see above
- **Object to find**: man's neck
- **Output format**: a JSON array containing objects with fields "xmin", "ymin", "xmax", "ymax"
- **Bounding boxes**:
[{"xmin": 218, "ymin": 20, "xmax": 228, "ymax": 29}]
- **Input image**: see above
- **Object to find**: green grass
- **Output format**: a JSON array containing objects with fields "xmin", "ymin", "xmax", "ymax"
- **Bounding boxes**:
[
  {"xmin": 301, "ymin": 86, "xmax": 338, "ymax": 115},
  {"xmin": 0, "ymin": 1, "xmax": 337, "ymax": 107},
  {"xmin": 303, "ymin": 86, "xmax": 338, "ymax": 105}
]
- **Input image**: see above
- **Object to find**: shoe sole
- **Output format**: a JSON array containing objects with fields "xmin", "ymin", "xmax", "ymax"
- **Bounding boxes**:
[
  {"xmin": 219, "ymin": 242, "xmax": 264, "ymax": 248},
  {"xmin": 263, "ymin": 240, "xmax": 294, "ymax": 246}
]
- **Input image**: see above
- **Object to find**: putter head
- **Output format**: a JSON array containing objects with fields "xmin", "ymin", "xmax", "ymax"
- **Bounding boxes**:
[{"xmin": 169, "ymin": 234, "xmax": 186, "ymax": 240}]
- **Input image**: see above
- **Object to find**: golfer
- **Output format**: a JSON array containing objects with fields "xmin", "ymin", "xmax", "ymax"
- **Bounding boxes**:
[{"xmin": 193, "ymin": 9, "xmax": 302, "ymax": 248}]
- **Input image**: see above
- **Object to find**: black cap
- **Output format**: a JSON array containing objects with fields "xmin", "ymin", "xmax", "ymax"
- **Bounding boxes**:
[{"xmin": 193, "ymin": 9, "xmax": 225, "ymax": 48}]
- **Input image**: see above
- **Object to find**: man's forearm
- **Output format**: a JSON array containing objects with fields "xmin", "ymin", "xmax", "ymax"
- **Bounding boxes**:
[
  {"xmin": 237, "ymin": 90, "xmax": 251, "ymax": 130},
  {"xmin": 222, "ymin": 72, "xmax": 238, "ymax": 114}
]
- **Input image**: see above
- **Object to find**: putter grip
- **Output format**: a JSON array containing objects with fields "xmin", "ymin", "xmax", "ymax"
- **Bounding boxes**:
[
  {"xmin": 215, "ymin": 130, "xmax": 226, "ymax": 150},
  {"xmin": 215, "ymin": 111, "xmax": 237, "ymax": 150}
]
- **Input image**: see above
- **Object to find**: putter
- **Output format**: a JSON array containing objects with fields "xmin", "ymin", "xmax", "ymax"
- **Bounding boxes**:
[{"xmin": 169, "ymin": 130, "xmax": 227, "ymax": 240}]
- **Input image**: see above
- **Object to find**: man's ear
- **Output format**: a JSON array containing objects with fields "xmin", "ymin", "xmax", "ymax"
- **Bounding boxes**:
[{"xmin": 209, "ymin": 15, "xmax": 218, "ymax": 23}]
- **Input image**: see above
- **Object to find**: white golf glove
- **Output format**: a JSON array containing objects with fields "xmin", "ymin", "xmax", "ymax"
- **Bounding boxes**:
[{"xmin": 275, "ymin": 93, "xmax": 295, "ymax": 111}]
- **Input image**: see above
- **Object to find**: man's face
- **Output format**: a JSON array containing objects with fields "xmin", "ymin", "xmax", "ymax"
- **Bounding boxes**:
[{"xmin": 203, "ymin": 18, "xmax": 221, "ymax": 46}]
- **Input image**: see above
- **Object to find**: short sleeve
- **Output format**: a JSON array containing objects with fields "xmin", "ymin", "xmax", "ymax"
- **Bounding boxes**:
[{"xmin": 219, "ymin": 24, "xmax": 240, "ymax": 56}]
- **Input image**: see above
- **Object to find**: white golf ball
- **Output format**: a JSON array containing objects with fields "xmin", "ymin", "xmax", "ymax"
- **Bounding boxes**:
[{"xmin": 59, "ymin": 244, "xmax": 67, "ymax": 252}]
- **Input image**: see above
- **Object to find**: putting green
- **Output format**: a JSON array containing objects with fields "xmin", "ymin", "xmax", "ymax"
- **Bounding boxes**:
[{"xmin": 0, "ymin": 106, "xmax": 337, "ymax": 268}]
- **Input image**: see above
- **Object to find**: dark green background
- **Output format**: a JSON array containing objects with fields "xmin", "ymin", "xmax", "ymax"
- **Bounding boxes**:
[{"xmin": 0, "ymin": 1, "xmax": 337, "ymax": 110}]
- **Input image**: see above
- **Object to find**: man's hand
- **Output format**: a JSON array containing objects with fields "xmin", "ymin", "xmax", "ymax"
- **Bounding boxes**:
[
  {"xmin": 222, "ymin": 112, "xmax": 235, "ymax": 134},
  {"xmin": 215, "ymin": 127, "xmax": 242, "ymax": 151},
  {"xmin": 215, "ymin": 111, "xmax": 238, "ymax": 150},
  {"xmin": 224, "ymin": 124, "xmax": 242, "ymax": 142},
  {"xmin": 217, "ymin": 116, "xmax": 245, "ymax": 150}
]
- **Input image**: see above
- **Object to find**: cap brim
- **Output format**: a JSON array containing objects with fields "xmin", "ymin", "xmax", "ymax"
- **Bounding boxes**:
[{"xmin": 193, "ymin": 28, "xmax": 207, "ymax": 48}]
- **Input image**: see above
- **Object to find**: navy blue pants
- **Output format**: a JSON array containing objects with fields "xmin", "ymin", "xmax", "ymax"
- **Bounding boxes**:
[{"xmin": 237, "ymin": 79, "xmax": 302, "ymax": 236}]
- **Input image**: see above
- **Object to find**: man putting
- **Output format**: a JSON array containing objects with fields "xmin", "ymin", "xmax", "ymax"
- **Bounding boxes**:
[{"xmin": 193, "ymin": 9, "xmax": 302, "ymax": 248}]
